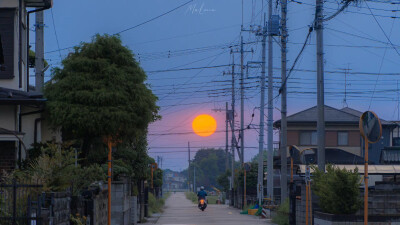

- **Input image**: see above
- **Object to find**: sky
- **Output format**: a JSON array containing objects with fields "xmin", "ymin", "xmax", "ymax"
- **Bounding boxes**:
[{"xmin": 36, "ymin": 0, "xmax": 400, "ymax": 171}]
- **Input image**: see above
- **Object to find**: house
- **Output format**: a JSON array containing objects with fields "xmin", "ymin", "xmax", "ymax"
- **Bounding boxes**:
[
  {"xmin": 274, "ymin": 105, "xmax": 396, "ymax": 164},
  {"xmin": 163, "ymin": 170, "xmax": 186, "ymax": 190},
  {"xmin": 0, "ymin": 0, "xmax": 59, "ymax": 172}
]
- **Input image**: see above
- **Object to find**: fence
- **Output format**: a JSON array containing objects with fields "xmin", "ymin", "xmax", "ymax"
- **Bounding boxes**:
[{"xmin": 0, "ymin": 179, "xmax": 43, "ymax": 225}]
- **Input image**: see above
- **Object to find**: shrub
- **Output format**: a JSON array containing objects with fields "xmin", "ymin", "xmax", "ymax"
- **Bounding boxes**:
[
  {"xmin": 185, "ymin": 192, "xmax": 198, "ymax": 203},
  {"xmin": 312, "ymin": 164, "xmax": 362, "ymax": 214},
  {"xmin": 148, "ymin": 193, "xmax": 165, "ymax": 215},
  {"xmin": 272, "ymin": 198, "xmax": 289, "ymax": 225},
  {"xmin": 11, "ymin": 144, "xmax": 105, "ymax": 194}
]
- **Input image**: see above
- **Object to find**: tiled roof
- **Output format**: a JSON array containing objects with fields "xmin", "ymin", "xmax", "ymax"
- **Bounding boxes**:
[
  {"xmin": 274, "ymin": 105, "xmax": 394, "ymax": 126},
  {"xmin": 0, "ymin": 87, "xmax": 45, "ymax": 105}
]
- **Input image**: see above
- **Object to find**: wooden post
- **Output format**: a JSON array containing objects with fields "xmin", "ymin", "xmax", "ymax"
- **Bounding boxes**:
[
  {"xmin": 306, "ymin": 182, "xmax": 309, "ymax": 225},
  {"xmin": 309, "ymin": 183, "xmax": 312, "ymax": 225},
  {"xmin": 364, "ymin": 137, "xmax": 368, "ymax": 225},
  {"xmin": 290, "ymin": 158, "xmax": 294, "ymax": 183},
  {"xmin": 108, "ymin": 140, "xmax": 112, "ymax": 225},
  {"xmin": 151, "ymin": 166, "xmax": 154, "ymax": 189},
  {"xmin": 244, "ymin": 168, "xmax": 246, "ymax": 208}
]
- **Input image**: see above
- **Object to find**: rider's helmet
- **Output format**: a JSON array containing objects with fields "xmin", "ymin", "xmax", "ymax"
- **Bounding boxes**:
[{"xmin": 200, "ymin": 186, "xmax": 205, "ymax": 190}]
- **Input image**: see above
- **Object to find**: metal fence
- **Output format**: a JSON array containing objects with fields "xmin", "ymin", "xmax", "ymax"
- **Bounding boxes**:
[{"xmin": 0, "ymin": 179, "xmax": 43, "ymax": 225}]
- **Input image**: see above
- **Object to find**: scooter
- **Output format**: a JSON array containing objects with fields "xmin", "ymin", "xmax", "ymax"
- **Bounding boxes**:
[{"xmin": 198, "ymin": 198, "xmax": 207, "ymax": 211}]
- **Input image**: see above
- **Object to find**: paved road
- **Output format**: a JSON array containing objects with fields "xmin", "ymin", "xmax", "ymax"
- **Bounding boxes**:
[{"xmin": 155, "ymin": 192, "xmax": 271, "ymax": 225}]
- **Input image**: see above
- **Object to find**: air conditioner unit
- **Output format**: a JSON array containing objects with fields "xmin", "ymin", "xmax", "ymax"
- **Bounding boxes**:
[{"xmin": 24, "ymin": 0, "xmax": 52, "ymax": 8}]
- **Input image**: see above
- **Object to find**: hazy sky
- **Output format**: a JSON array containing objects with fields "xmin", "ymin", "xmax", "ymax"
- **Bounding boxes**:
[{"xmin": 37, "ymin": 0, "xmax": 400, "ymax": 171}]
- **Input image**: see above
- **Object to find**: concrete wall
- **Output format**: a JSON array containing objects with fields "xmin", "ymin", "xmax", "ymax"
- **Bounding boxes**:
[
  {"xmin": 93, "ymin": 190, "xmax": 108, "ymax": 225},
  {"xmin": 112, "ymin": 181, "xmax": 131, "ymax": 225},
  {"xmin": 130, "ymin": 196, "xmax": 138, "ymax": 225},
  {"xmin": 41, "ymin": 192, "xmax": 71, "ymax": 225},
  {"xmin": 295, "ymin": 182, "xmax": 400, "ymax": 225}
]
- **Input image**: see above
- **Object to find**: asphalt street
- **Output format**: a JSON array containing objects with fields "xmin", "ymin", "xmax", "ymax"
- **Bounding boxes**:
[{"xmin": 155, "ymin": 192, "xmax": 272, "ymax": 225}]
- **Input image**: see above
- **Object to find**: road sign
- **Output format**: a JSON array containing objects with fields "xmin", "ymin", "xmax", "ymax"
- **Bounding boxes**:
[
  {"xmin": 359, "ymin": 111, "xmax": 382, "ymax": 225},
  {"xmin": 359, "ymin": 111, "xmax": 382, "ymax": 143},
  {"xmin": 305, "ymin": 165, "xmax": 311, "ymax": 182}
]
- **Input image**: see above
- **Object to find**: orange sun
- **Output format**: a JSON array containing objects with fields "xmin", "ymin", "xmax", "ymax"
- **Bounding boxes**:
[{"xmin": 192, "ymin": 114, "xmax": 217, "ymax": 137}]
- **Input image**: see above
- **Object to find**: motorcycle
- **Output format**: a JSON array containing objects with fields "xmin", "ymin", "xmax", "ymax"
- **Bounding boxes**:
[{"xmin": 198, "ymin": 198, "xmax": 207, "ymax": 211}]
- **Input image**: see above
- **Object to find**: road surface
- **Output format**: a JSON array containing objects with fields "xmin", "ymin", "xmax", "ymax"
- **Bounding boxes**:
[{"xmin": 155, "ymin": 192, "xmax": 271, "ymax": 225}]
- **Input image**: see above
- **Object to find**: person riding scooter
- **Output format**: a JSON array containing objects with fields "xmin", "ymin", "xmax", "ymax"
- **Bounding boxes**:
[{"xmin": 197, "ymin": 186, "xmax": 207, "ymax": 211}]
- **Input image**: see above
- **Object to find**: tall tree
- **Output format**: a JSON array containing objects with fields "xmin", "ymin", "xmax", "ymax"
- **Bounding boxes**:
[
  {"xmin": 189, "ymin": 148, "xmax": 228, "ymax": 190},
  {"xmin": 44, "ymin": 34, "xmax": 159, "ymax": 160}
]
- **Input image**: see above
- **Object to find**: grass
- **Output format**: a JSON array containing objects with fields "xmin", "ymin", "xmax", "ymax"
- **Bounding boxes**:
[
  {"xmin": 185, "ymin": 192, "xmax": 220, "ymax": 204},
  {"xmin": 272, "ymin": 199, "xmax": 289, "ymax": 225},
  {"xmin": 148, "ymin": 192, "xmax": 172, "ymax": 216}
]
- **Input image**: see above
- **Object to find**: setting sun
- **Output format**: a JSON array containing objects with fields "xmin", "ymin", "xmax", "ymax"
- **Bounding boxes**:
[{"xmin": 192, "ymin": 114, "xmax": 217, "ymax": 137}]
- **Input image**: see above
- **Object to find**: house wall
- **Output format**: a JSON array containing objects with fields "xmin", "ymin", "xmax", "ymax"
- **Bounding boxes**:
[
  {"xmin": 41, "ymin": 119, "xmax": 62, "ymax": 143},
  {"xmin": 368, "ymin": 127, "xmax": 391, "ymax": 164},
  {"xmin": 20, "ymin": 106, "xmax": 41, "ymax": 153},
  {"xmin": 0, "ymin": 0, "xmax": 27, "ymax": 91},
  {"xmin": 0, "ymin": 105, "xmax": 16, "ymax": 131},
  {"xmin": 287, "ymin": 125, "xmax": 362, "ymax": 156}
]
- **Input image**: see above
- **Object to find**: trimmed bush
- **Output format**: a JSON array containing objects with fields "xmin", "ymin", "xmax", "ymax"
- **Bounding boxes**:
[{"xmin": 312, "ymin": 164, "xmax": 362, "ymax": 214}]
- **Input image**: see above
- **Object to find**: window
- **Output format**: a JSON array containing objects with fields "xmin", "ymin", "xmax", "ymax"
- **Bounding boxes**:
[
  {"xmin": 0, "ymin": 9, "xmax": 15, "ymax": 79},
  {"xmin": 300, "ymin": 131, "xmax": 317, "ymax": 145},
  {"xmin": 393, "ymin": 137, "xmax": 400, "ymax": 146},
  {"xmin": 338, "ymin": 132, "xmax": 348, "ymax": 146}
]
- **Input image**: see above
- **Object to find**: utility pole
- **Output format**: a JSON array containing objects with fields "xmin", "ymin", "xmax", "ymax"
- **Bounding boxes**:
[
  {"xmin": 280, "ymin": 0, "xmax": 288, "ymax": 203},
  {"xmin": 258, "ymin": 13, "xmax": 267, "ymax": 206},
  {"xmin": 316, "ymin": 0, "xmax": 326, "ymax": 171},
  {"xmin": 213, "ymin": 104, "xmax": 231, "ymax": 171},
  {"xmin": 226, "ymin": 102, "xmax": 230, "ymax": 171},
  {"xmin": 188, "ymin": 142, "xmax": 191, "ymax": 191},
  {"xmin": 267, "ymin": 0, "xmax": 276, "ymax": 203},
  {"xmin": 193, "ymin": 165, "xmax": 196, "ymax": 192},
  {"xmin": 35, "ymin": 11, "xmax": 44, "ymax": 92},
  {"xmin": 240, "ymin": 36, "xmax": 245, "ymax": 166},
  {"xmin": 231, "ymin": 54, "xmax": 236, "ymax": 194}
]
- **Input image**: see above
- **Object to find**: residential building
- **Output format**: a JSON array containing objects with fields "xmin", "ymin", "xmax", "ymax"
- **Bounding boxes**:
[
  {"xmin": 0, "ymin": 0, "xmax": 58, "ymax": 172},
  {"xmin": 163, "ymin": 170, "xmax": 186, "ymax": 190},
  {"xmin": 274, "ymin": 105, "xmax": 396, "ymax": 164}
]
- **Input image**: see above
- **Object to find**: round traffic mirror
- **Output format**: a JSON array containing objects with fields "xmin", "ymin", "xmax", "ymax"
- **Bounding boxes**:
[{"xmin": 359, "ymin": 111, "xmax": 382, "ymax": 143}]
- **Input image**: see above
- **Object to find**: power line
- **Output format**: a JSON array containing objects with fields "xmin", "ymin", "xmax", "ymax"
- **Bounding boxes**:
[
  {"xmin": 146, "ymin": 64, "xmax": 233, "ymax": 73},
  {"xmin": 365, "ymin": 1, "xmax": 400, "ymax": 57},
  {"xmin": 113, "ymin": 0, "xmax": 194, "ymax": 35},
  {"xmin": 50, "ymin": 8, "xmax": 62, "ymax": 60}
]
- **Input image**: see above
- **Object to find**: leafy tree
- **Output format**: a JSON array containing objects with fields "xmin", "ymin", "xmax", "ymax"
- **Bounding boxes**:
[
  {"xmin": 44, "ymin": 34, "xmax": 159, "ymax": 160},
  {"xmin": 28, "ymin": 49, "xmax": 48, "ymax": 68},
  {"xmin": 189, "ymin": 148, "xmax": 228, "ymax": 190},
  {"xmin": 235, "ymin": 161, "xmax": 258, "ymax": 195},
  {"xmin": 216, "ymin": 170, "xmax": 231, "ymax": 192},
  {"xmin": 312, "ymin": 164, "xmax": 362, "ymax": 214},
  {"xmin": 251, "ymin": 150, "xmax": 268, "ymax": 163}
]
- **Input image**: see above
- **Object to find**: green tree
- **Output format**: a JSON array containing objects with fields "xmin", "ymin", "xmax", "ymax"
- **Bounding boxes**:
[
  {"xmin": 216, "ymin": 170, "xmax": 230, "ymax": 192},
  {"xmin": 44, "ymin": 34, "xmax": 159, "ymax": 163},
  {"xmin": 312, "ymin": 164, "xmax": 362, "ymax": 214},
  {"xmin": 188, "ymin": 148, "xmax": 228, "ymax": 190},
  {"xmin": 235, "ymin": 161, "xmax": 258, "ymax": 195}
]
